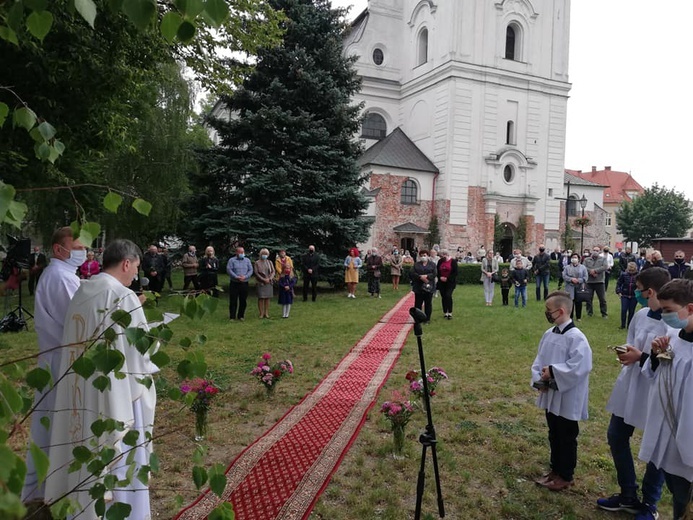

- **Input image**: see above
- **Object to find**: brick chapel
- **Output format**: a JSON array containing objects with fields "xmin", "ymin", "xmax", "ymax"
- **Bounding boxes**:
[{"xmin": 344, "ymin": 0, "xmax": 572, "ymax": 259}]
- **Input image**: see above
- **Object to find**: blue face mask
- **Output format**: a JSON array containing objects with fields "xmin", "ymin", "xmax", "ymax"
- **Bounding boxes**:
[
  {"xmin": 261, "ymin": 255, "xmax": 268, "ymax": 260},
  {"xmin": 634, "ymin": 289, "xmax": 649, "ymax": 307},
  {"xmin": 661, "ymin": 309, "xmax": 690, "ymax": 329},
  {"xmin": 238, "ymin": 253, "xmax": 245, "ymax": 259}
]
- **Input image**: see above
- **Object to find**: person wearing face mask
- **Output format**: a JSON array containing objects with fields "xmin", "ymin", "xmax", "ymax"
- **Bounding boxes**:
[
  {"xmin": 199, "ymin": 246, "xmax": 220, "ymax": 297},
  {"xmin": 142, "ymin": 245, "xmax": 166, "ymax": 294},
  {"xmin": 227, "ymin": 246, "xmax": 253, "ymax": 320},
  {"xmin": 254, "ymin": 248, "xmax": 275, "ymax": 318},
  {"xmin": 596, "ymin": 266, "xmax": 670, "ymax": 519},
  {"xmin": 365, "ymin": 247, "xmax": 383, "ymax": 298},
  {"xmin": 562, "ymin": 253, "xmax": 588, "ymax": 321},
  {"xmin": 274, "ymin": 249, "xmax": 294, "ymax": 281},
  {"xmin": 21, "ymin": 227, "xmax": 85, "ymax": 503},
  {"xmin": 301, "ymin": 245, "xmax": 320, "ymax": 302},
  {"xmin": 534, "ymin": 245, "xmax": 551, "ymax": 301},
  {"xmin": 667, "ymin": 250, "xmax": 690, "ymax": 279},
  {"xmin": 615, "ymin": 262, "xmax": 639, "ymax": 330},
  {"xmin": 639, "ymin": 278, "xmax": 693, "ymax": 520},
  {"xmin": 389, "ymin": 248, "xmax": 403, "ymax": 290},
  {"xmin": 509, "ymin": 248, "xmax": 532, "ymax": 271},
  {"xmin": 45, "ymin": 239, "xmax": 159, "ymax": 519},
  {"xmin": 531, "ymin": 291, "xmax": 592, "ymax": 492},
  {"xmin": 583, "ymin": 246, "xmax": 609, "ymax": 318},
  {"xmin": 182, "ymin": 245, "xmax": 200, "ymax": 292},
  {"xmin": 410, "ymin": 249, "xmax": 436, "ymax": 322},
  {"xmin": 603, "ymin": 247, "xmax": 615, "ymax": 292},
  {"xmin": 437, "ymin": 249, "xmax": 458, "ymax": 318}
]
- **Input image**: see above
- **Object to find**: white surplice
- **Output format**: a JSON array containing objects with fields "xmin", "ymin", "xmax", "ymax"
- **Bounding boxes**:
[
  {"xmin": 639, "ymin": 332, "xmax": 693, "ymax": 480},
  {"xmin": 531, "ymin": 323, "xmax": 593, "ymax": 421},
  {"xmin": 44, "ymin": 273, "xmax": 158, "ymax": 519},
  {"xmin": 22, "ymin": 258, "xmax": 81, "ymax": 501},
  {"xmin": 605, "ymin": 308, "xmax": 668, "ymax": 430}
]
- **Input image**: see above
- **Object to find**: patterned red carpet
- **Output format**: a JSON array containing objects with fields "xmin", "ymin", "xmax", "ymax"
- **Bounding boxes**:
[{"xmin": 174, "ymin": 293, "xmax": 415, "ymax": 520}]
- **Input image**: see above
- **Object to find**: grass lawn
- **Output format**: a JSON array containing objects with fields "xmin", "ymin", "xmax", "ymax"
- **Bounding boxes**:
[{"xmin": 1, "ymin": 272, "xmax": 673, "ymax": 519}]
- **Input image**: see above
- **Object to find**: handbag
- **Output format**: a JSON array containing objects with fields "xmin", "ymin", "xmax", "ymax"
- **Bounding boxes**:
[
  {"xmin": 422, "ymin": 281, "xmax": 434, "ymax": 293},
  {"xmin": 575, "ymin": 283, "xmax": 590, "ymax": 303},
  {"xmin": 492, "ymin": 273, "xmax": 501, "ymax": 284}
]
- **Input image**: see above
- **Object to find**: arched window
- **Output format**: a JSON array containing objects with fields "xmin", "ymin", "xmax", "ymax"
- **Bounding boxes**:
[
  {"xmin": 505, "ymin": 23, "xmax": 522, "ymax": 61},
  {"xmin": 401, "ymin": 179, "xmax": 418, "ymax": 204},
  {"xmin": 417, "ymin": 28, "xmax": 428, "ymax": 66},
  {"xmin": 567, "ymin": 195, "xmax": 578, "ymax": 217},
  {"xmin": 503, "ymin": 165, "xmax": 515, "ymax": 183},
  {"xmin": 361, "ymin": 112, "xmax": 387, "ymax": 140},
  {"xmin": 506, "ymin": 120, "xmax": 515, "ymax": 145}
]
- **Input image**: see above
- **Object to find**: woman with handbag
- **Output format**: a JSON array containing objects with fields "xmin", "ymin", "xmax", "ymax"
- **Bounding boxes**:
[
  {"xmin": 436, "ymin": 249, "xmax": 458, "ymax": 319},
  {"xmin": 481, "ymin": 250, "xmax": 499, "ymax": 306},
  {"xmin": 410, "ymin": 249, "xmax": 436, "ymax": 323},
  {"xmin": 562, "ymin": 252, "xmax": 589, "ymax": 321}
]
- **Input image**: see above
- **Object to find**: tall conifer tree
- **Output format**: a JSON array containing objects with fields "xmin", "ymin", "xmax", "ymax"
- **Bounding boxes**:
[{"xmin": 190, "ymin": 0, "xmax": 369, "ymax": 273}]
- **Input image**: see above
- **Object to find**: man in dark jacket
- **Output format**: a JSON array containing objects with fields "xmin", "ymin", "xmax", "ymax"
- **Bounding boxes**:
[
  {"xmin": 301, "ymin": 245, "xmax": 320, "ymax": 302},
  {"xmin": 533, "ymin": 244, "xmax": 551, "ymax": 301},
  {"xmin": 668, "ymin": 250, "xmax": 691, "ymax": 279},
  {"xmin": 618, "ymin": 246, "xmax": 637, "ymax": 272},
  {"xmin": 142, "ymin": 245, "xmax": 166, "ymax": 293}
]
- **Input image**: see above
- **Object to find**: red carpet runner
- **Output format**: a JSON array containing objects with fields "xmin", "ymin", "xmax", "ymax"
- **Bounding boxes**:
[{"xmin": 175, "ymin": 293, "xmax": 415, "ymax": 520}]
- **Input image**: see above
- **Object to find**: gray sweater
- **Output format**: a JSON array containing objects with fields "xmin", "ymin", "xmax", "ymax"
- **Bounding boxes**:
[{"xmin": 582, "ymin": 256, "xmax": 608, "ymax": 283}]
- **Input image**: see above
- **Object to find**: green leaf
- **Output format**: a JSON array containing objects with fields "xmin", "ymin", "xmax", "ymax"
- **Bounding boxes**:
[
  {"xmin": 78, "ymin": 220, "xmax": 101, "ymax": 247},
  {"xmin": 176, "ymin": 20, "xmax": 195, "ymax": 43},
  {"xmin": 0, "ymin": 102, "xmax": 9, "ymax": 128},
  {"xmin": 54, "ymin": 139, "xmax": 65, "ymax": 154},
  {"xmin": 204, "ymin": 0, "xmax": 229, "ymax": 27},
  {"xmin": 93, "ymin": 348, "xmax": 125, "ymax": 374},
  {"xmin": 73, "ymin": 445, "xmax": 92, "ymax": 463},
  {"xmin": 93, "ymin": 375, "xmax": 111, "ymax": 392},
  {"xmin": 26, "ymin": 367, "xmax": 52, "ymax": 391},
  {"xmin": 179, "ymin": 337, "xmax": 191, "ymax": 348},
  {"xmin": 6, "ymin": 200, "xmax": 27, "ymax": 227},
  {"xmin": 72, "ymin": 356, "xmax": 95, "ymax": 379},
  {"xmin": 209, "ymin": 463, "xmax": 227, "ymax": 497},
  {"xmin": 7, "ymin": 2, "xmax": 25, "ymax": 31},
  {"xmin": 176, "ymin": 359, "xmax": 192, "ymax": 378},
  {"xmin": 13, "ymin": 106, "xmax": 37, "ymax": 131},
  {"xmin": 37, "ymin": 120, "xmax": 56, "ymax": 140},
  {"xmin": 149, "ymin": 452, "xmax": 159, "ymax": 472},
  {"xmin": 150, "ymin": 350, "xmax": 170, "ymax": 368},
  {"xmin": 29, "ymin": 442, "xmax": 49, "ymax": 483},
  {"xmin": 24, "ymin": 0, "xmax": 48, "ymax": 11},
  {"xmin": 160, "ymin": 11, "xmax": 182, "ymax": 42},
  {"xmin": 103, "ymin": 191, "xmax": 123, "ymax": 213},
  {"xmin": 0, "ymin": 25, "xmax": 19, "ymax": 45},
  {"xmin": 103, "ymin": 474, "xmax": 118, "ymax": 490},
  {"xmin": 40, "ymin": 415, "xmax": 50, "ymax": 431},
  {"xmin": 103, "ymin": 327, "xmax": 117, "ymax": 343},
  {"xmin": 122, "ymin": 429, "xmax": 140, "ymax": 447},
  {"xmin": 0, "ymin": 375, "xmax": 24, "ymax": 415},
  {"xmin": 99, "ymin": 447, "xmax": 116, "ymax": 464},
  {"xmin": 105, "ymin": 501, "xmax": 131, "ymax": 520},
  {"xmin": 0, "ymin": 181, "xmax": 17, "ymax": 226},
  {"xmin": 75, "ymin": 0, "xmax": 98, "ymax": 28},
  {"xmin": 132, "ymin": 198, "xmax": 152, "ymax": 216},
  {"xmin": 209, "ymin": 502, "xmax": 235, "ymax": 520},
  {"xmin": 91, "ymin": 419, "xmax": 106, "ymax": 437},
  {"xmin": 111, "ymin": 309, "xmax": 132, "ymax": 328},
  {"xmin": 192, "ymin": 465, "xmax": 207, "ymax": 489},
  {"xmin": 36, "ymin": 141, "xmax": 51, "ymax": 160},
  {"xmin": 26, "ymin": 10, "xmax": 53, "ymax": 41},
  {"xmin": 137, "ymin": 465, "xmax": 150, "ymax": 485},
  {"xmin": 122, "ymin": 0, "xmax": 156, "ymax": 30}
]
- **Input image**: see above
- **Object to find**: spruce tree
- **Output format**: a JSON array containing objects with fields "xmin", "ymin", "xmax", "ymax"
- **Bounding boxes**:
[{"xmin": 190, "ymin": 0, "xmax": 369, "ymax": 277}]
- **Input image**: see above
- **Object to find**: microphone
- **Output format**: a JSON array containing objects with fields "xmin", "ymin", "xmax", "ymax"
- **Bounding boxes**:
[
  {"xmin": 140, "ymin": 276, "xmax": 149, "ymax": 289},
  {"xmin": 409, "ymin": 307, "xmax": 427, "ymax": 324}
]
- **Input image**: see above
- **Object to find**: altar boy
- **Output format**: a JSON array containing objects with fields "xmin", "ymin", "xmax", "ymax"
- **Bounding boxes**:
[
  {"xmin": 639, "ymin": 278, "xmax": 693, "ymax": 520},
  {"xmin": 532, "ymin": 291, "xmax": 593, "ymax": 491}
]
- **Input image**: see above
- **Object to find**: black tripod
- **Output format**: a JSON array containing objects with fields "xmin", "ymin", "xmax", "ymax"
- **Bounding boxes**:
[
  {"xmin": 3, "ymin": 262, "xmax": 33, "ymax": 331},
  {"xmin": 409, "ymin": 307, "xmax": 445, "ymax": 519}
]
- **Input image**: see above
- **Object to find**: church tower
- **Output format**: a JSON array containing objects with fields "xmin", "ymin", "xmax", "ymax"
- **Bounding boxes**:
[{"xmin": 344, "ymin": 0, "xmax": 571, "ymax": 256}]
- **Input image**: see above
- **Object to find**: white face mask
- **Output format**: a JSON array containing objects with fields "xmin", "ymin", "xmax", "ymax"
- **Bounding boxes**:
[{"xmin": 66, "ymin": 249, "xmax": 87, "ymax": 268}]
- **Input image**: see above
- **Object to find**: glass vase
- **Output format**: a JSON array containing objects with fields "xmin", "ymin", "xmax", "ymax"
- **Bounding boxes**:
[
  {"xmin": 266, "ymin": 384, "xmax": 275, "ymax": 398},
  {"xmin": 392, "ymin": 424, "xmax": 405, "ymax": 455},
  {"xmin": 194, "ymin": 409, "xmax": 208, "ymax": 441}
]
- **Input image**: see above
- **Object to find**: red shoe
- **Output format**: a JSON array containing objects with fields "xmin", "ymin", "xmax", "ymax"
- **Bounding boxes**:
[{"xmin": 535, "ymin": 471, "xmax": 558, "ymax": 486}]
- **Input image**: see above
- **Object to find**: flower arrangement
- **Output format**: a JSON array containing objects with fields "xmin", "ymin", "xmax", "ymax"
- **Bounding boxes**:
[
  {"xmin": 180, "ymin": 378, "xmax": 220, "ymax": 441},
  {"xmin": 573, "ymin": 216, "xmax": 591, "ymax": 227},
  {"xmin": 250, "ymin": 353, "xmax": 294, "ymax": 396},
  {"xmin": 380, "ymin": 390, "xmax": 415, "ymax": 455},
  {"xmin": 405, "ymin": 366, "xmax": 448, "ymax": 401}
]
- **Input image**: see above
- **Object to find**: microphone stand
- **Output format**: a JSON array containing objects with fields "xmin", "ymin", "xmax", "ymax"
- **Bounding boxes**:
[{"xmin": 409, "ymin": 307, "xmax": 445, "ymax": 519}]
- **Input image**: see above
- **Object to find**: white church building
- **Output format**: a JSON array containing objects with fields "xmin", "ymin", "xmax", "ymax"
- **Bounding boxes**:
[{"xmin": 344, "ymin": 0, "xmax": 572, "ymax": 258}]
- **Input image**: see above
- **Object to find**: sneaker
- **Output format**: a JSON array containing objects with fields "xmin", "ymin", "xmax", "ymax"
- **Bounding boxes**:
[
  {"xmin": 596, "ymin": 494, "xmax": 642, "ymax": 514},
  {"xmin": 635, "ymin": 503, "xmax": 659, "ymax": 520}
]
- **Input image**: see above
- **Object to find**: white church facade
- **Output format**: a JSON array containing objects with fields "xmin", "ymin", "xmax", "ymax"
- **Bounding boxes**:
[{"xmin": 344, "ymin": 0, "xmax": 572, "ymax": 258}]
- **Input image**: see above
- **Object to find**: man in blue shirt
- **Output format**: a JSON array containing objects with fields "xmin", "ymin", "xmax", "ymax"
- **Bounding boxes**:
[{"xmin": 227, "ymin": 246, "xmax": 254, "ymax": 321}]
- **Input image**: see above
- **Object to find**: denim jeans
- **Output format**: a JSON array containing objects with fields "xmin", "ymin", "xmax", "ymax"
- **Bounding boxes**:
[
  {"xmin": 535, "ymin": 272, "xmax": 550, "ymax": 300},
  {"xmin": 514, "ymin": 285, "xmax": 526, "ymax": 307},
  {"xmin": 664, "ymin": 471, "xmax": 692, "ymax": 519},
  {"xmin": 607, "ymin": 414, "xmax": 665, "ymax": 504}
]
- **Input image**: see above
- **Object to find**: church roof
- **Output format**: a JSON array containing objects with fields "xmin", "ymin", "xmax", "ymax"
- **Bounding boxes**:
[
  {"xmin": 357, "ymin": 128, "xmax": 439, "ymax": 173},
  {"xmin": 392, "ymin": 222, "xmax": 430, "ymax": 234},
  {"xmin": 564, "ymin": 171, "xmax": 605, "ymax": 188},
  {"xmin": 569, "ymin": 167, "xmax": 645, "ymax": 204}
]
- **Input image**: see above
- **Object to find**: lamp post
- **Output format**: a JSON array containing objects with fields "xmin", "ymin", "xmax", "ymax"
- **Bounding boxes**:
[{"xmin": 579, "ymin": 195, "xmax": 588, "ymax": 255}]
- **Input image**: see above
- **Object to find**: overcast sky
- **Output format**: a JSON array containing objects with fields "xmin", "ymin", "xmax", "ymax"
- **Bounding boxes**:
[{"xmin": 333, "ymin": 0, "xmax": 693, "ymax": 201}]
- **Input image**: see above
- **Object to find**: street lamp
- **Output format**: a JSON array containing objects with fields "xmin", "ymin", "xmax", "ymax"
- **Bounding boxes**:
[{"xmin": 579, "ymin": 195, "xmax": 588, "ymax": 254}]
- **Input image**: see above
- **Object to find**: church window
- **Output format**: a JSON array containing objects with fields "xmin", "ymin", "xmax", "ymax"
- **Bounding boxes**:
[
  {"xmin": 417, "ymin": 28, "xmax": 428, "ymax": 66},
  {"xmin": 505, "ymin": 24, "xmax": 519, "ymax": 60},
  {"xmin": 361, "ymin": 112, "xmax": 387, "ymax": 140},
  {"xmin": 503, "ymin": 165, "xmax": 515, "ymax": 183},
  {"xmin": 605, "ymin": 213, "xmax": 612, "ymax": 226},
  {"xmin": 373, "ymin": 48, "xmax": 384, "ymax": 65},
  {"xmin": 506, "ymin": 120, "xmax": 515, "ymax": 145},
  {"xmin": 401, "ymin": 179, "xmax": 418, "ymax": 204},
  {"xmin": 567, "ymin": 195, "xmax": 578, "ymax": 217}
]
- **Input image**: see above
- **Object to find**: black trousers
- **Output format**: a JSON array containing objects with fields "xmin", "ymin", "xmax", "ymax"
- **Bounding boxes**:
[
  {"xmin": 148, "ymin": 275, "xmax": 164, "ymax": 293},
  {"xmin": 414, "ymin": 291, "xmax": 433, "ymax": 321},
  {"xmin": 28, "ymin": 271, "xmax": 42, "ymax": 295},
  {"xmin": 303, "ymin": 275, "xmax": 317, "ymax": 301},
  {"xmin": 183, "ymin": 274, "xmax": 200, "ymax": 291},
  {"xmin": 546, "ymin": 411, "xmax": 579, "ymax": 481},
  {"xmin": 437, "ymin": 280, "xmax": 455, "ymax": 314},
  {"xmin": 501, "ymin": 288, "xmax": 509, "ymax": 305},
  {"xmin": 229, "ymin": 282, "xmax": 249, "ymax": 319},
  {"xmin": 586, "ymin": 282, "xmax": 607, "ymax": 316}
]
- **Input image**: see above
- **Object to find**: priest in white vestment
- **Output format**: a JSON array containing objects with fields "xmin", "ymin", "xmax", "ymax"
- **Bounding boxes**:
[
  {"xmin": 22, "ymin": 227, "xmax": 85, "ymax": 502},
  {"xmin": 44, "ymin": 239, "xmax": 158, "ymax": 520}
]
